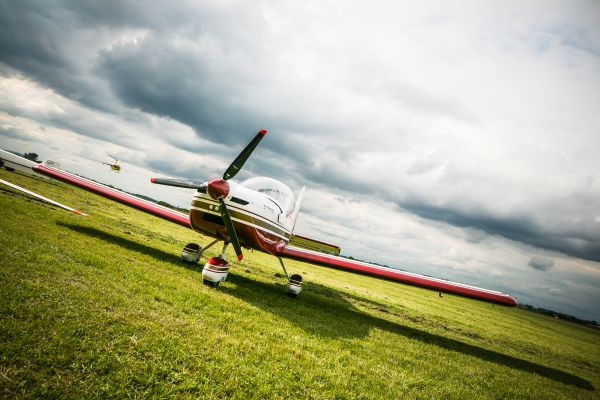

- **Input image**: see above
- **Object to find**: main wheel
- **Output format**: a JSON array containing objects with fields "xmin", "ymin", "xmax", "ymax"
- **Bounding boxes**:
[{"xmin": 181, "ymin": 243, "xmax": 202, "ymax": 263}]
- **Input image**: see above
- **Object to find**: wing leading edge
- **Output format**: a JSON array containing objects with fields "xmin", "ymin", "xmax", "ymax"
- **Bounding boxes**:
[
  {"xmin": 278, "ymin": 244, "xmax": 518, "ymax": 306},
  {"xmin": 31, "ymin": 163, "xmax": 191, "ymax": 228}
]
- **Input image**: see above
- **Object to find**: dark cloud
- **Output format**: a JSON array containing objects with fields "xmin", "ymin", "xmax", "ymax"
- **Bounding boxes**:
[
  {"xmin": 95, "ymin": 36, "xmax": 266, "ymax": 145},
  {"xmin": 0, "ymin": 126, "xmax": 28, "ymax": 140},
  {"xmin": 0, "ymin": 1, "xmax": 361, "ymax": 177},
  {"xmin": 401, "ymin": 200, "xmax": 600, "ymax": 262},
  {"xmin": 528, "ymin": 256, "xmax": 554, "ymax": 271},
  {"xmin": 0, "ymin": 2, "xmax": 110, "ymax": 111}
]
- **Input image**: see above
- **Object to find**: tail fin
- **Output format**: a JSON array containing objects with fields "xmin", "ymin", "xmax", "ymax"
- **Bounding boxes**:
[{"xmin": 291, "ymin": 186, "xmax": 305, "ymax": 232}]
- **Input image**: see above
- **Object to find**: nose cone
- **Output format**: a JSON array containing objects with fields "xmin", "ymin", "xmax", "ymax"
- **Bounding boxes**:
[{"xmin": 207, "ymin": 178, "xmax": 230, "ymax": 199}]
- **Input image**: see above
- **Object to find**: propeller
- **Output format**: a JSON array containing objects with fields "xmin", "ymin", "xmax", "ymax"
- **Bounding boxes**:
[
  {"xmin": 223, "ymin": 129, "xmax": 267, "ymax": 180},
  {"xmin": 219, "ymin": 198, "xmax": 243, "ymax": 260},
  {"xmin": 150, "ymin": 177, "xmax": 206, "ymax": 190},
  {"xmin": 151, "ymin": 129, "xmax": 268, "ymax": 261}
]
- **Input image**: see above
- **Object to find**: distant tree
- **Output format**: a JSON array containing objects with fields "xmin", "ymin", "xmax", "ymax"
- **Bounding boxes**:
[{"xmin": 23, "ymin": 152, "xmax": 40, "ymax": 162}]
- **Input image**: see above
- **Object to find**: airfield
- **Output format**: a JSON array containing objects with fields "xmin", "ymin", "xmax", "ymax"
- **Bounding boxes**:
[{"xmin": 0, "ymin": 168, "xmax": 598, "ymax": 399}]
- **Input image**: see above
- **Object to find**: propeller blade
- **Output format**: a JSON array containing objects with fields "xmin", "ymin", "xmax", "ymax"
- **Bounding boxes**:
[
  {"xmin": 0, "ymin": 178, "xmax": 89, "ymax": 217},
  {"xmin": 222, "ymin": 129, "xmax": 267, "ymax": 180},
  {"xmin": 219, "ymin": 198, "xmax": 243, "ymax": 261},
  {"xmin": 150, "ymin": 177, "xmax": 206, "ymax": 191}
]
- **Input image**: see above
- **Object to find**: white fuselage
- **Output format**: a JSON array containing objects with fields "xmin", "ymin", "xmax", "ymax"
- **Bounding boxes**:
[{"xmin": 189, "ymin": 179, "xmax": 298, "ymax": 254}]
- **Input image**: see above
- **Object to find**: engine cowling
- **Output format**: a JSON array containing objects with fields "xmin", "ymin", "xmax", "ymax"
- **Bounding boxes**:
[{"xmin": 202, "ymin": 257, "xmax": 230, "ymax": 287}]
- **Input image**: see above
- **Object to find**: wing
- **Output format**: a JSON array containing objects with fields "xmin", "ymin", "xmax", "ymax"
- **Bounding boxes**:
[
  {"xmin": 278, "ymin": 244, "xmax": 518, "ymax": 306},
  {"xmin": 30, "ymin": 163, "xmax": 191, "ymax": 228},
  {"xmin": 1, "ymin": 149, "xmax": 190, "ymax": 226}
]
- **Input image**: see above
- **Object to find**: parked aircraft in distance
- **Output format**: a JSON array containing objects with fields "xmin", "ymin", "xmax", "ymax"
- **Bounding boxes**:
[{"xmin": 0, "ymin": 133, "xmax": 517, "ymax": 305}]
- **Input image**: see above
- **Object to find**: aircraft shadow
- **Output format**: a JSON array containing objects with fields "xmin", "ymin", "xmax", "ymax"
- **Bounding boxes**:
[
  {"xmin": 57, "ymin": 222, "xmax": 199, "ymax": 272},
  {"xmin": 222, "ymin": 274, "xmax": 594, "ymax": 391},
  {"xmin": 57, "ymin": 222, "xmax": 593, "ymax": 390}
]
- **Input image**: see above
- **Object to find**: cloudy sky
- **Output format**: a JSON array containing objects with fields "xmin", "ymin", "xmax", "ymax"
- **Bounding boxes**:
[{"xmin": 1, "ymin": 1, "xmax": 599, "ymax": 321}]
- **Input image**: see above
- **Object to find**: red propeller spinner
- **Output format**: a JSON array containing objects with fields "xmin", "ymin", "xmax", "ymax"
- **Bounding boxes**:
[{"xmin": 207, "ymin": 178, "xmax": 230, "ymax": 200}]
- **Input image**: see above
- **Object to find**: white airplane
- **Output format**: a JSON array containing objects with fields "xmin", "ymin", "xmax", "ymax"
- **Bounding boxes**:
[{"xmin": 0, "ymin": 131, "xmax": 517, "ymax": 305}]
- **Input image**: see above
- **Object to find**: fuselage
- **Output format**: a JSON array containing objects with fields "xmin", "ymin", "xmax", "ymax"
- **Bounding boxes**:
[{"xmin": 189, "ymin": 177, "xmax": 297, "ymax": 255}]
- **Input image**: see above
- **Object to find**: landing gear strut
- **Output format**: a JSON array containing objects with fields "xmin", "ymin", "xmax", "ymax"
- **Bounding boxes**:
[{"xmin": 278, "ymin": 257, "xmax": 303, "ymax": 297}]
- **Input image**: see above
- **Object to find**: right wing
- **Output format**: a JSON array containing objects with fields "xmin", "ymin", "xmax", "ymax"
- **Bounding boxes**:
[
  {"xmin": 31, "ymin": 162, "xmax": 191, "ymax": 228},
  {"xmin": 0, "ymin": 150, "xmax": 190, "ymax": 228},
  {"xmin": 278, "ymin": 244, "xmax": 518, "ymax": 306}
]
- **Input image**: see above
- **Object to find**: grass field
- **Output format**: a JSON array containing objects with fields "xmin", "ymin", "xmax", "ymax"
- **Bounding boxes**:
[{"xmin": 1, "ymin": 168, "xmax": 599, "ymax": 399}]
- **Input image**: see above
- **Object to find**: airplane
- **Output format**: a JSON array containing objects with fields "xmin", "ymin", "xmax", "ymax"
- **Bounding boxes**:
[
  {"xmin": 0, "ymin": 131, "xmax": 518, "ymax": 306},
  {"xmin": 99, "ymin": 155, "xmax": 121, "ymax": 172}
]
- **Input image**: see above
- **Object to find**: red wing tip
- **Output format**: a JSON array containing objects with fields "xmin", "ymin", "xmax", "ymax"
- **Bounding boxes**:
[
  {"xmin": 150, "ymin": 177, "xmax": 155, "ymax": 183},
  {"xmin": 237, "ymin": 254, "xmax": 244, "ymax": 261},
  {"xmin": 259, "ymin": 129, "xmax": 267, "ymax": 136}
]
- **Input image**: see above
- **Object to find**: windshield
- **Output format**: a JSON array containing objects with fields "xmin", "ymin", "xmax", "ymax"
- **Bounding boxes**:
[{"xmin": 241, "ymin": 176, "xmax": 296, "ymax": 214}]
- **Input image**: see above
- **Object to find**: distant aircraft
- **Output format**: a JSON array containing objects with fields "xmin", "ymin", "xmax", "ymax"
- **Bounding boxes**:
[
  {"xmin": 0, "ymin": 133, "xmax": 517, "ymax": 305},
  {"xmin": 99, "ymin": 155, "xmax": 121, "ymax": 172}
]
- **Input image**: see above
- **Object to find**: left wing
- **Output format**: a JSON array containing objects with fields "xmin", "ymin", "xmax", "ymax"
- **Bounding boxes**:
[{"xmin": 277, "ymin": 244, "xmax": 518, "ymax": 306}]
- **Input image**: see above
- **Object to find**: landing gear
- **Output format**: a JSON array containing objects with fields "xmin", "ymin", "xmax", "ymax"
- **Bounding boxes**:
[
  {"xmin": 201, "ymin": 242, "xmax": 231, "ymax": 287},
  {"xmin": 181, "ymin": 239, "xmax": 218, "ymax": 263},
  {"xmin": 278, "ymin": 257, "xmax": 303, "ymax": 297},
  {"xmin": 189, "ymin": 240, "xmax": 303, "ymax": 296},
  {"xmin": 181, "ymin": 243, "xmax": 201, "ymax": 263}
]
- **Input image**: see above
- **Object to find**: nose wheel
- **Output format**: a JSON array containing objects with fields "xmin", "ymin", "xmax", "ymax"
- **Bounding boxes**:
[{"xmin": 201, "ymin": 242, "xmax": 232, "ymax": 287}]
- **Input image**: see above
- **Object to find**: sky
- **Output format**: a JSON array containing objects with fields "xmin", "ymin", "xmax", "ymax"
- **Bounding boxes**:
[{"xmin": 1, "ymin": 1, "xmax": 599, "ymax": 321}]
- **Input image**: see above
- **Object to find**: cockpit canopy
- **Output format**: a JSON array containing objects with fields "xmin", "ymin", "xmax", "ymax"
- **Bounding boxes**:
[{"xmin": 241, "ymin": 176, "xmax": 295, "ymax": 214}]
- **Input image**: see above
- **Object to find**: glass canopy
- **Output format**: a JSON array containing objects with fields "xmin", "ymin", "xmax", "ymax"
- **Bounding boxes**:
[{"xmin": 241, "ymin": 176, "xmax": 296, "ymax": 214}]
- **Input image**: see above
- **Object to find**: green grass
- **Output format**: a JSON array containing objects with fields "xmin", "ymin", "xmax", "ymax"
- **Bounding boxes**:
[{"xmin": 1, "ymin": 168, "xmax": 599, "ymax": 399}]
